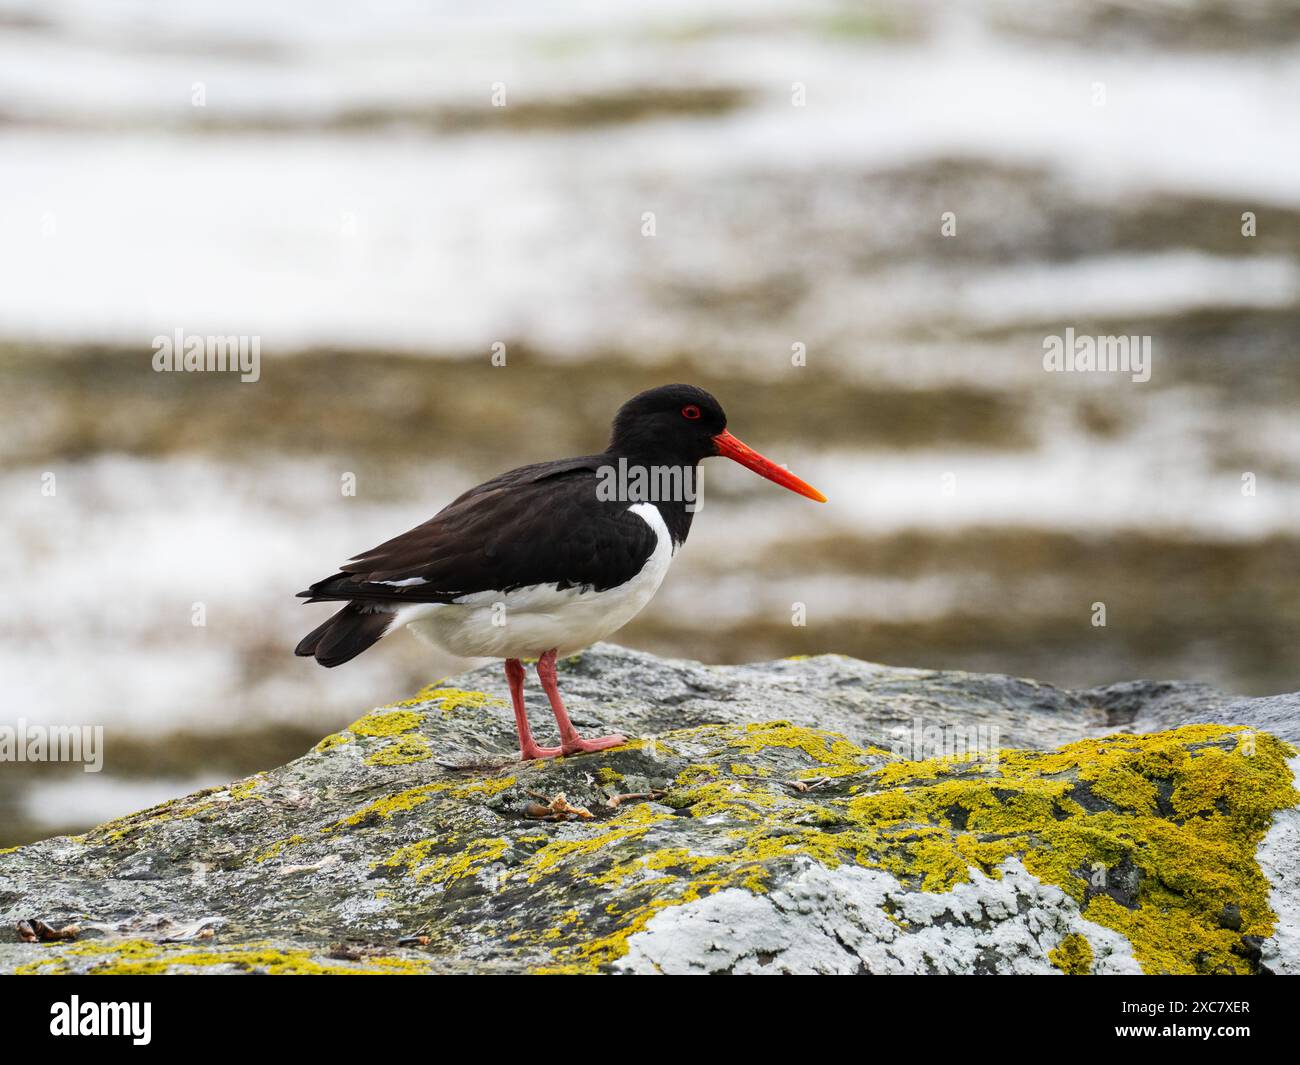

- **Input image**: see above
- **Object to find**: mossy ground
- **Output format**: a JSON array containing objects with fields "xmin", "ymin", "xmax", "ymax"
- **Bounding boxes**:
[
  {"xmin": 503, "ymin": 722, "xmax": 1296, "ymax": 974},
  {"xmin": 1049, "ymin": 933, "xmax": 1094, "ymax": 975},
  {"xmin": 16, "ymin": 938, "xmax": 432, "ymax": 976},
  {"xmin": 4, "ymin": 675, "xmax": 1295, "ymax": 976}
]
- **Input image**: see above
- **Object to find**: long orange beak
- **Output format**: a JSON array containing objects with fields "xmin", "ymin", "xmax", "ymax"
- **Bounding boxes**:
[{"xmin": 713, "ymin": 430, "xmax": 827, "ymax": 503}]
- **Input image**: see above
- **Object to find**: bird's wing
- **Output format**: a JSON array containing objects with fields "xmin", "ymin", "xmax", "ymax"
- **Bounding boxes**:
[{"xmin": 298, "ymin": 459, "xmax": 661, "ymax": 604}]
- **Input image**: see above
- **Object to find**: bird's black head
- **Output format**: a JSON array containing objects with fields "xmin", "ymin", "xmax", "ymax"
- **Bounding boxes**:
[
  {"xmin": 607, "ymin": 383, "xmax": 727, "ymax": 463},
  {"xmin": 607, "ymin": 383, "xmax": 827, "ymax": 502}
]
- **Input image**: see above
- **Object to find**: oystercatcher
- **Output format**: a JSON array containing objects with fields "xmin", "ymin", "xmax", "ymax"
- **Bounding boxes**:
[{"xmin": 296, "ymin": 384, "xmax": 825, "ymax": 760}]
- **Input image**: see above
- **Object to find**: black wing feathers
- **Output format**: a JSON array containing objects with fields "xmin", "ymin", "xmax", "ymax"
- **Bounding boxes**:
[
  {"xmin": 294, "ymin": 602, "xmax": 393, "ymax": 667},
  {"xmin": 297, "ymin": 459, "xmax": 660, "ymax": 605}
]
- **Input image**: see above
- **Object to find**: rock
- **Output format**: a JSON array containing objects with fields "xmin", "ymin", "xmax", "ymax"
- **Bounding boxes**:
[{"xmin": 1, "ymin": 644, "xmax": 1296, "ymax": 975}]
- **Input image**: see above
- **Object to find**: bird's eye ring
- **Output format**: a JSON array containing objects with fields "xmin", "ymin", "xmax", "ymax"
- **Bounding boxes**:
[{"xmin": 681, "ymin": 405, "xmax": 702, "ymax": 420}]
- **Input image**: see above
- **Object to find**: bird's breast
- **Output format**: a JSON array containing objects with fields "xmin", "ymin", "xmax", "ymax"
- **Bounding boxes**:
[{"xmin": 397, "ymin": 501, "xmax": 676, "ymax": 659}]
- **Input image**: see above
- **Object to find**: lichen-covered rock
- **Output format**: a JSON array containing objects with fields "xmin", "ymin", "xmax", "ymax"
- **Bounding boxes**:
[{"xmin": 2, "ymin": 645, "xmax": 1297, "ymax": 975}]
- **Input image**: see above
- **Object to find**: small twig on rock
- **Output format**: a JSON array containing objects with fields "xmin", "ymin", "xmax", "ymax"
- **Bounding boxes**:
[
  {"xmin": 33, "ymin": 919, "xmax": 81, "ymax": 942},
  {"xmin": 397, "ymin": 934, "xmax": 431, "ymax": 947},
  {"xmin": 784, "ymin": 776, "xmax": 832, "ymax": 793},
  {"xmin": 606, "ymin": 789, "xmax": 667, "ymax": 808},
  {"xmin": 524, "ymin": 791, "xmax": 594, "ymax": 820},
  {"xmin": 16, "ymin": 919, "xmax": 80, "ymax": 943}
]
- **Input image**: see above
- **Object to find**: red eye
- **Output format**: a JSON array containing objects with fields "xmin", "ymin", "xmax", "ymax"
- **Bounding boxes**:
[{"xmin": 681, "ymin": 405, "xmax": 701, "ymax": 420}]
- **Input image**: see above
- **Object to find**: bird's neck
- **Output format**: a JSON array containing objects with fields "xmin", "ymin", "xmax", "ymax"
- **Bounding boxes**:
[
  {"xmin": 651, "ymin": 495, "xmax": 695, "ymax": 548},
  {"xmin": 601, "ymin": 450, "xmax": 700, "ymax": 548}
]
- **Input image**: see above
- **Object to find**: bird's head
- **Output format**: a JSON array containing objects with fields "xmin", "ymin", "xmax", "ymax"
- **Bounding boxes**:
[{"xmin": 608, "ymin": 384, "xmax": 826, "ymax": 502}]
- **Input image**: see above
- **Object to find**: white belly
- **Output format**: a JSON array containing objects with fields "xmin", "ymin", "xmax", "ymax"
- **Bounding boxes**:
[{"xmin": 396, "ymin": 503, "xmax": 675, "ymax": 659}]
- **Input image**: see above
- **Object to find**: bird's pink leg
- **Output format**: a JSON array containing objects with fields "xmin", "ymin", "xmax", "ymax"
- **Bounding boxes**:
[
  {"xmin": 505, "ymin": 658, "xmax": 561, "ymax": 760},
  {"xmin": 536, "ymin": 649, "xmax": 626, "ymax": 756}
]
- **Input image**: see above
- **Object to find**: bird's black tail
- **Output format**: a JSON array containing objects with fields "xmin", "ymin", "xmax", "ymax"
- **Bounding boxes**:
[{"xmin": 295, "ymin": 602, "xmax": 394, "ymax": 668}]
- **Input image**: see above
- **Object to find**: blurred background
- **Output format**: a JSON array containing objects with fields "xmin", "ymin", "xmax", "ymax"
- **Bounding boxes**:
[{"xmin": 3, "ymin": 0, "xmax": 1299, "ymax": 845}]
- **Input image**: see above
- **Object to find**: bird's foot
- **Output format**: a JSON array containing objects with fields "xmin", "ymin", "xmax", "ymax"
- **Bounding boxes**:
[
  {"xmin": 559, "ymin": 733, "xmax": 627, "ymax": 756},
  {"xmin": 519, "ymin": 741, "xmax": 564, "ymax": 761}
]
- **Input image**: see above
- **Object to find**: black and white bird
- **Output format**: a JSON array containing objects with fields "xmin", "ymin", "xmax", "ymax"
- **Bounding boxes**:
[{"xmin": 295, "ymin": 384, "xmax": 825, "ymax": 760}]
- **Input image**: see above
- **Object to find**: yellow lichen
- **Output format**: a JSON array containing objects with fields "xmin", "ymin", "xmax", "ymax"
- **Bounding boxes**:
[
  {"xmin": 44, "ymin": 715, "xmax": 1297, "ymax": 980},
  {"xmin": 251, "ymin": 835, "xmax": 307, "ymax": 864},
  {"xmin": 385, "ymin": 686, "xmax": 507, "ymax": 716},
  {"xmin": 523, "ymin": 804, "xmax": 669, "ymax": 883},
  {"xmin": 83, "ymin": 775, "xmax": 267, "ymax": 844},
  {"xmin": 348, "ymin": 710, "xmax": 423, "ymax": 737},
  {"xmin": 326, "ymin": 774, "xmax": 517, "ymax": 832},
  {"xmin": 663, "ymin": 779, "xmax": 784, "ymax": 821},
  {"xmin": 416, "ymin": 838, "xmax": 510, "ymax": 885},
  {"xmin": 19, "ymin": 938, "xmax": 430, "ymax": 976},
  {"xmin": 365, "ymin": 734, "xmax": 434, "ymax": 767},
  {"xmin": 313, "ymin": 731, "xmax": 352, "ymax": 753},
  {"xmin": 1049, "ymin": 933, "xmax": 1094, "ymax": 975},
  {"xmin": 731, "ymin": 721, "xmax": 880, "ymax": 767},
  {"xmin": 525, "ymin": 723, "xmax": 1296, "ymax": 975},
  {"xmin": 373, "ymin": 838, "xmax": 441, "ymax": 875}
]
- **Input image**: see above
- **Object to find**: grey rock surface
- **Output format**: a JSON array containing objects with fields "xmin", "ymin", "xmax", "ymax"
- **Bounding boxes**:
[{"xmin": 1, "ymin": 644, "xmax": 1295, "ymax": 975}]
